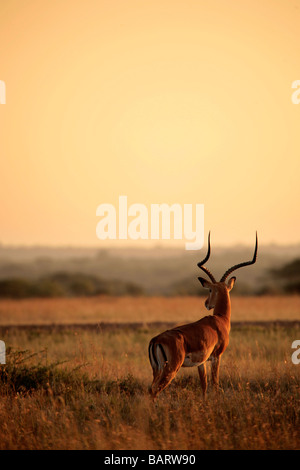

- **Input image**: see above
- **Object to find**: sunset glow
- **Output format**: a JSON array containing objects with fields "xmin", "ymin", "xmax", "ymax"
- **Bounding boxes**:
[{"xmin": 1, "ymin": 0, "xmax": 300, "ymax": 247}]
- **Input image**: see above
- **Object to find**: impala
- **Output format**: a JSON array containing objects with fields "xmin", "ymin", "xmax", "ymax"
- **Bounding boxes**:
[{"xmin": 148, "ymin": 232, "xmax": 258, "ymax": 398}]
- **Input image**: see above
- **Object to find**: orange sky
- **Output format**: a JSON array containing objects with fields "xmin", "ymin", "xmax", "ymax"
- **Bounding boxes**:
[{"xmin": 0, "ymin": 0, "xmax": 300, "ymax": 248}]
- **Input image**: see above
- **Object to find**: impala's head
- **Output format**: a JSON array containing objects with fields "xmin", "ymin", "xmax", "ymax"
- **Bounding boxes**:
[
  {"xmin": 198, "ymin": 276, "xmax": 236, "ymax": 310},
  {"xmin": 197, "ymin": 232, "xmax": 258, "ymax": 311}
]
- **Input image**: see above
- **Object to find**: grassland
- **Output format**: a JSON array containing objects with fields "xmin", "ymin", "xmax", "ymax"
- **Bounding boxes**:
[
  {"xmin": 0, "ymin": 296, "xmax": 299, "ymax": 450},
  {"xmin": 0, "ymin": 295, "xmax": 300, "ymax": 325}
]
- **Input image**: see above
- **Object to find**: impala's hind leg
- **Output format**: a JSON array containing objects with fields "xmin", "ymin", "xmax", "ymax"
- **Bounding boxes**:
[
  {"xmin": 151, "ymin": 366, "xmax": 177, "ymax": 398},
  {"xmin": 148, "ymin": 342, "xmax": 166, "ymax": 397},
  {"xmin": 149, "ymin": 342, "xmax": 184, "ymax": 398},
  {"xmin": 151, "ymin": 361, "xmax": 184, "ymax": 398},
  {"xmin": 198, "ymin": 362, "xmax": 207, "ymax": 398}
]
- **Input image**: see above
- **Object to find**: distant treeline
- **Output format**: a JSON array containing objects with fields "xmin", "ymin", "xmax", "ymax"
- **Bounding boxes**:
[
  {"xmin": 0, "ymin": 273, "xmax": 144, "ymax": 298},
  {"xmin": 0, "ymin": 245, "xmax": 299, "ymax": 298},
  {"xmin": 266, "ymin": 258, "xmax": 300, "ymax": 295},
  {"xmin": 0, "ymin": 258, "xmax": 299, "ymax": 298}
]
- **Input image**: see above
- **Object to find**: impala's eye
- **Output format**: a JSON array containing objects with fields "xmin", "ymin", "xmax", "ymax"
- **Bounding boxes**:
[{"xmin": 209, "ymin": 289, "xmax": 212, "ymax": 293}]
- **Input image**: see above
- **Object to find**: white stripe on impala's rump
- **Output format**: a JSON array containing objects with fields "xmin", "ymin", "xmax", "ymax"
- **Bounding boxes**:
[
  {"xmin": 149, "ymin": 343, "xmax": 168, "ymax": 371},
  {"xmin": 149, "ymin": 343, "xmax": 157, "ymax": 369},
  {"xmin": 155, "ymin": 344, "xmax": 168, "ymax": 370}
]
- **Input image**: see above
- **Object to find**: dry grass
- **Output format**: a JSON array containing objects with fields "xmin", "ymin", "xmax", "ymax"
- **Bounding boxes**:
[
  {"xmin": 0, "ymin": 295, "xmax": 299, "ymax": 325},
  {"xmin": 0, "ymin": 317, "xmax": 299, "ymax": 449}
]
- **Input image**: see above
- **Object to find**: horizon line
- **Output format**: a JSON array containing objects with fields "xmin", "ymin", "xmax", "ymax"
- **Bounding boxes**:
[{"xmin": 0, "ymin": 241, "xmax": 300, "ymax": 250}]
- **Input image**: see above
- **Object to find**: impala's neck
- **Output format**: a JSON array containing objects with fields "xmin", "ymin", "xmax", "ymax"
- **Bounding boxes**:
[{"xmin": 213, "ymin": 287, "xmax": 231, "ymax": 324}]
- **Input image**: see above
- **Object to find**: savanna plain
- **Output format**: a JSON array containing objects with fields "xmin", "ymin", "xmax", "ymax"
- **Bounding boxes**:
[{"xmin": 0, "ymin": 295, "xmax": 299, "ymax": 450}]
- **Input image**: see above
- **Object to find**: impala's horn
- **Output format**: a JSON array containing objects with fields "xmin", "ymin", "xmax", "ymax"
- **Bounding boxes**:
[
  {"xmin": 197, "ymin": 232, "xmax": 216, "ymax": 283},
  {"xmin": 220, "ymin": 232, "xmax": 258, "ymax": 282}
]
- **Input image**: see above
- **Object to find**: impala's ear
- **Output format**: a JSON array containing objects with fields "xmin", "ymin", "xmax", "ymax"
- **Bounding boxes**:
[
  {"xmin": 198, "ymin": 277, "xmax": 212, "ymax": 289},
  {"xmin": 226, "ymin": 276, "xmax": 236, "ymax": 291}
]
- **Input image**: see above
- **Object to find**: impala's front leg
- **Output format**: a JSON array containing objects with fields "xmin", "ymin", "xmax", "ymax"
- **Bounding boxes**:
[
  {"xmin": 198, "ymin": 363, "xmax": 207, "ymax": 398},
  {"xmin": 211, "ymin": 356, "xmax": 221, "ymax": 390}
]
